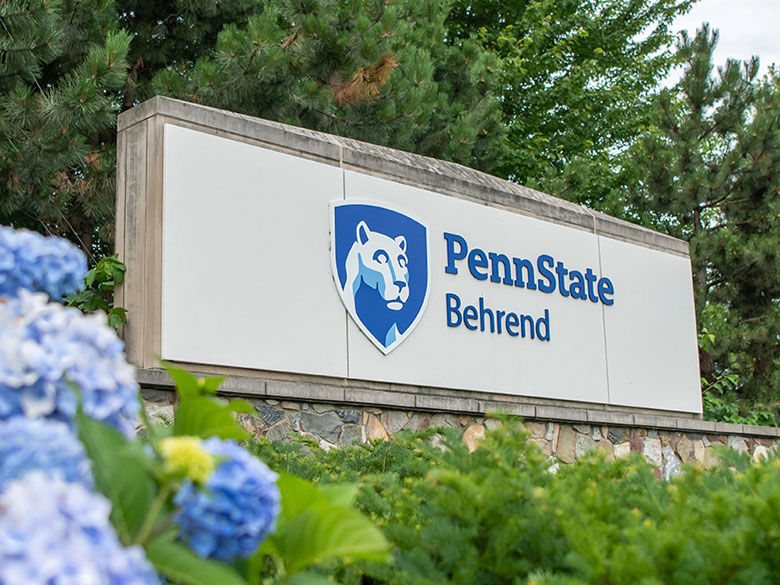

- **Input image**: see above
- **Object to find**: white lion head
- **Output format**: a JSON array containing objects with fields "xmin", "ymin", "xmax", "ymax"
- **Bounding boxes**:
[{"xmin": 346, "ymin": 220, "xmax": 410, "ymax": 311}]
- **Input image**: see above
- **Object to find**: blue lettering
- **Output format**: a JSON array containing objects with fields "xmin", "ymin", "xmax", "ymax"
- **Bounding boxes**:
[
  {"xmin": 598, "ymin": 278, "xmax": 615, "ymax": 306},
  {"xmin": 468, "ymin": 248, "xmax": 489, "ymax": 280},
  {"xmin": 585, "ymin": 268, "xmax": 598, "ymax": 302},
  {"xmin": 478, "ymin": 296, "xmax": 495, "ymax": 332},
  {"xmin": 568, "ymin": 270, "xmax": 587, "ymax": 300},
  {"xmin": 489, "ymin": 253, "xmax": 514, "ymax": 285},
  {"xmin": 555, "ymin": 261, "xmax": 570, "ymax": 298},
  {"xmin": 506, "ymin": 312, "xmax": 519, "ymax": 336},
  {"xmin": 444, "ymin": 233, "xmax": 467, "ymax": 275},
  {"xmin": 520, "ymin": 314, "xmax": 535, "ymax": 339},
  {"xmin": 495, "ymin": 310, "xmax": 505, "ymax": 334},
  {"xmin": 537, "ymin": 255, "xmax": 556, "ymax": 293},
  {"xmin": 445, "ymin": 294, "xmax": 550, "ymax": 342},
  {"xmin": 441, "ymin": 233, "xmax": 615, "ymax": 307},
  {"xmin": 513, "ymin": 258, "xmax": 537, "ymax": 290},
  {"xmin": 536, "ymin": 309, "xmax": 550, "ymax": 341},
  {"xmin": 446, "ymin": 293, "xmax": 462, "ymax": 327},
  {"xmin": 463, "ymin": 305, "xmax": 478, "ymax": 330}
]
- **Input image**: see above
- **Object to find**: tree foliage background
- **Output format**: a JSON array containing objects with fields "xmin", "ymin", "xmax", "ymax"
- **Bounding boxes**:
[
  {"xmin": 622, "ymin": 28, "xmax": 780, "ymax": 400},
  {"xmin": 0, "ymin": 0, "xmax": 129, "ymax": 259},
  {"xmin": 1, "ymin": 0, "xmax": 779, "ymax": 410}
]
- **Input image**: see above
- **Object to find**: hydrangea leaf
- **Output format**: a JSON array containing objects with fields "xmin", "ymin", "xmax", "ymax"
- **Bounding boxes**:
[
  {"xmin": 279, "ymin": 505, "xmax": 390, "ymax": 573},
  {"xmin": 163, "ymin": 361, "xmax": 223, "ymax": 398},
  {"xmin": 318, "ymin": 483, "xmax": 359, "ymax": 508},
  {"xmin": 76, "ymin": 407, "xmax": 156, "ymax": 544},
  {"xmin": 173, "ymin": 396, "xmax": 253, "ymax": 440},
  {"xmin": 146, "ymin": 534, "xmax": 247, "ymax": 585},
  {"xmin": 270, "ymin": 473, "xmax": 390, "ymax": 573},
  {"xmin": 163, "ymin": 362, "xmax": 253, "ymax": 440},
  {"xmin": 275, "ymin": 472, "xmax": 329, "ymax": 520},
  {"xmin": 277, "ymin": 473, "xmax": 358, "ymax": 511},
  {"xmin": 283, "ymin": 572, "xmax": 336, "ymax": 585}
]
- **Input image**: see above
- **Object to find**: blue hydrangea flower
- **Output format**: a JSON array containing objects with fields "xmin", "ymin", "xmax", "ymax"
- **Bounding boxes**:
[
  {"xmin": 0, "ymin": 417, "xmax": 93, "ymax": 491},
  {"xmin": 173, "ymin": 438, "xmax": 281, "ymax": 560},
  {"xmin": 0, "ymin": 471, "xmax": 159, "ymax": 585},
  {"xmin": 0, "ymin": 291, "xmax": 140, "ymax": 436},
  {"xmin": 0, "ymin": 225, "xmax": 87, "ymax": 301}
]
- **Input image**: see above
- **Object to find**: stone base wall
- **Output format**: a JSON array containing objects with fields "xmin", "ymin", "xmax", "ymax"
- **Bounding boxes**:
[{"xmin": 142, "ymin": 388, "xmax": 777, "ymax": 479}]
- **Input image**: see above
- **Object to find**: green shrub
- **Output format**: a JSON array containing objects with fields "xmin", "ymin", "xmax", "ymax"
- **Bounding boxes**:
[
  {"xmin": 698, "ymin": 328, "xmax": 778, "ymax": 427},
  {"xmin": 702, "ymin": 375, "xmax": 778, "ymax": 427},
  {"xmin": 65, "ymin": 254, "xmax": 128, "ymax": 330},
  {"xmin": 250, "ymin": 420, "xmax": 780, "ymax": 584}
]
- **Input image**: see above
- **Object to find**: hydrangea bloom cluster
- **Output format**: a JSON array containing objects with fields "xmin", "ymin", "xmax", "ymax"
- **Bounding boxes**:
[
  {"xmin": 0, "ymin": 225, "xmax": 87, "ymax": 301},
  {"xmin": 0, "ymin": 290, "xmax": 140, "ymax": 436},
  {"xmin": 0, "ymin": 417, "xmax": 93, "ymax": 491},
  {"xmin": 0, "ymin": 471, "xmax": 159, "ymax": 585},
  {"xmin": 173, "ymin": 437, "xmax": 281, "ymax": 560}
]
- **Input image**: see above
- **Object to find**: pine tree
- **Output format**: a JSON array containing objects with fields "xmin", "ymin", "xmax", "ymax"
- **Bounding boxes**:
[
  {"xmin": 150, "ymin": 0, "xmax": 507, "ymax": 173},
  {"xmin": 624, "ymin": 26, "xmax": 780, "ymax": 398},
  {"xmin": 118, "ymin": 0, "xmax": 262, "ymax": 108},
  {"xmin": 0, "ymin": 0, "xmax": 130, "ymax": 257},
  {"xmin": 1, "ymin": 0, "xmax": 695, "ymax": 253}
]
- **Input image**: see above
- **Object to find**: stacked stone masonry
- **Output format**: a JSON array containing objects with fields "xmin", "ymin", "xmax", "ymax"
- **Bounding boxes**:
[{"xmin": 142, "ymin": 388, "xmax": 778, "ymax": 480}]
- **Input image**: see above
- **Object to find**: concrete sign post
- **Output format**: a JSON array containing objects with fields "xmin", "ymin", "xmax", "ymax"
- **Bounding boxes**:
[{"xmin": 116, "ymin": 97, "xmax": 701, "ymax": 416}]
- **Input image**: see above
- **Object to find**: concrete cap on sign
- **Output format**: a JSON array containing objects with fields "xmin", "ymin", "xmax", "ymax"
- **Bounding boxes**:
[{"xmin": 118, "ymin": 96, "xmax": 688, "ymax": 257}]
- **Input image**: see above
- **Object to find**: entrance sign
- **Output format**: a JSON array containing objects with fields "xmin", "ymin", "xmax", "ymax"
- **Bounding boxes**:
[{"xmin": 116, "ymin": 98, "xmax": 702, "ymax": 414}]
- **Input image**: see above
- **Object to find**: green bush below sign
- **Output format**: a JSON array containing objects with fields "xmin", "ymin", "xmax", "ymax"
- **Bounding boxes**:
[{"xmin": 253, "ymin": 421, "xmax": 780, "ymax": 585}]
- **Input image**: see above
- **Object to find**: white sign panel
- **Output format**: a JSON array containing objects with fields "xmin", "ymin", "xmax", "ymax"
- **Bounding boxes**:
[{"xmin": 161, "ymin": 124, "xmax": 702, "ymax": 413}]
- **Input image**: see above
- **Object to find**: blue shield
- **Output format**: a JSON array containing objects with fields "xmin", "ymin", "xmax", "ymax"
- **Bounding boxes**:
[{"xmin": 331, "ymin": 201, "xmax": 430, "ymax": 354}]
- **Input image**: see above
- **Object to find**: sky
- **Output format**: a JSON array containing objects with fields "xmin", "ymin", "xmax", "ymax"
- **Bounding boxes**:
[{"xmin": 671, "ymin": 0, "xmax": 780, "ymax": 77}]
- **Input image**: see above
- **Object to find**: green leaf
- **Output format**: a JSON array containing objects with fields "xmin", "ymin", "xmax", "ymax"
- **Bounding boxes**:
[
  {"xmin": 162, "ymin": 361, "xmax": 223, "ymax": 398},
  {"xmin": 85, "ymin": 268, "xmax": 97, "ymax": 288},
  {"xmin": 271, "ymin": 473, "xmax": 389, "ymax": 573},
  {"xmin": 279, "ymin": 505, "xmax": 390, "ymax": 572},
  {"xmin": 108, "ymin": 307, "xmax": 127, "ymax": 329},
  {"xmin": 276, "ymin": 472, "xmax": 329, "ymax": 520},
  {"xmin": 318, "ymin": 483, "xmax": 358, "ymax": 507},
  {"xmin": 200, "ymin": 376, "xmax": 225, "ymax": 394},
  {"xmin": 163, "ymin": 362, "xmax": 252, "ymax": 439},
  {"xmin": 93, "ymin": 254, "xmax": 126, "ymax": 285},
  {"xmin": 283, "ymin": 572, "xmax": 336, "ymax": 585},
  {"xmin": 65, "ymin": 290, "xmax": 90, "ymax": 305},
  {"xmin": 146, "ymin": 535, "xmax": 247, "ymax": 585},
  {"xmin": 173, "ymin": 396, "xmax": 252, "ymax": 440},
  {"xmin": 275, "ymin": 474, "xmax": 358, "ymax": 521},
  {"xmin": 75, "ymin": 409, "xmax": 156, "ymax": 543},
  {"xmin": 162, "ymin": 362, "xmax": 212, "ymax": 399}
]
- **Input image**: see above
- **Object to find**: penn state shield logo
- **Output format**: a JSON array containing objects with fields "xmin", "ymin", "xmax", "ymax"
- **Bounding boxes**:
[{"xmin": 331, "ymin": 201, "xmax": 430, "ymax": 354}]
